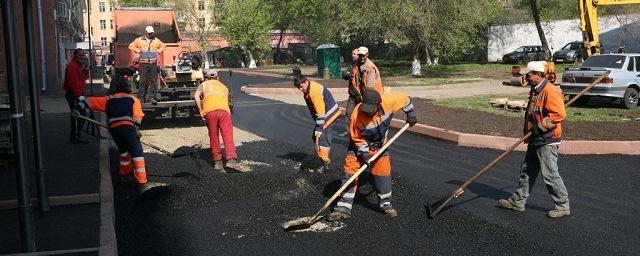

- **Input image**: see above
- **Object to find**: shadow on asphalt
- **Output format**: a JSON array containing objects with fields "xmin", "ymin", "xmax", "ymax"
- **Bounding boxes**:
[{"xmin": 444, "ymin": 180, "xmax": 549, "ymax": 213}]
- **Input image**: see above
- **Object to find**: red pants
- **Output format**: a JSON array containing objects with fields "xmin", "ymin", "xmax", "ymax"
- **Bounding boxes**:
[{"xmin": 205, "ymin": 110, "xmax": 237, "ymax": 161}]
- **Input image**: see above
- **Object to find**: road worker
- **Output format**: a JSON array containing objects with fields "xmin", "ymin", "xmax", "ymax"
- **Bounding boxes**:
[
  {"xmin": 64, "ymin": 48, "xmax": 90, "ymax": 143},
  {"xmin": 327, "ymin": 90, "xmax": 417, "ymax": 221},
  {"xmin": 194, "ymin": 69, "xmax": 247, "ymax": 172},
  {"xmin": 128, "ymin": 25, "xmax": 167, "ymax": 104},
  {"xmin": 75, "ymin": 76, "xmax": 149, "ymax": 187},
  {"xmin": 294, "ymin": 76, "xmax": 342, "ymax": 172},
  {"xmin": 498, "ymin": 61, "xmax": 570, "ymax": 218}
]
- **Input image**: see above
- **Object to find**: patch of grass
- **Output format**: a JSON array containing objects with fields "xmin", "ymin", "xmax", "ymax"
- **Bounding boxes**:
[
  {"xmin": 384, "ymin": 76, "xmax": 484, "ymax": 87},
  {"xmin": 434, "ymin": 94, "xmax": 640, "ymax": 122}
]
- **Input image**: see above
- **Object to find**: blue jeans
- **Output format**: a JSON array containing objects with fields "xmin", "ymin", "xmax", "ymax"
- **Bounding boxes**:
[{"xmin": 511, "ymin": 144, "xmax": 570, "ymax": 210}]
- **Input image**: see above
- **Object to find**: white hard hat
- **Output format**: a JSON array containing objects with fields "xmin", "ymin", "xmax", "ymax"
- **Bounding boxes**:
[
  {"xmin": 145, "ymin": 25, "xmax": 155, "ymax": 33},
  {"xmin": 204, "ymin": 69, "xmax": 218, "ymax": 78},
  {"xmin": 520, "ymin": 61, "xmax": 546, "ymax": 75},
  {"xmin": 357, "ymin": 46, "xmax": 369, "ymax": 55}
]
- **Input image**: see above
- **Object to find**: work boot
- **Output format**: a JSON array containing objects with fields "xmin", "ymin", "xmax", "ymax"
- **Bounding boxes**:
[
  {"xmin": 213, "ymin": 161, "xmax": 224, "ymax": 171},
  {"xmin": 498, "ymin": 198, "xmax": 525, "ymax": 212},
  {"xmin": 226, "ymin": 159, "xmax": 249, "ymax": 173},
  {"xmin": 547, "ymin": 208, "xmax": 570, "ymax": 218},
  {"xmin": 326, "ymin": 210, "xmax": 350, "ymax": 222},
  {"xmin": 138, "ymin": 181, "xmax": 168, "ymax": 194},
  {"xmin": 384, "ymin": 208, "xmax": 398, "ymax": 218}
]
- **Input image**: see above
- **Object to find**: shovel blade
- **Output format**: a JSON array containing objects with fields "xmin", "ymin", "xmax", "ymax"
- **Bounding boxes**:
[{"xmin": 282, "ymin": 218, "xmax": 313, "ymax": 232}]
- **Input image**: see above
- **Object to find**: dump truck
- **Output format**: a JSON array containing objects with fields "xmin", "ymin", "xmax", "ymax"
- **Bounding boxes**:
[{"xmin": 111, "ymin": 7, "xmax": 203, "ymax": 118}]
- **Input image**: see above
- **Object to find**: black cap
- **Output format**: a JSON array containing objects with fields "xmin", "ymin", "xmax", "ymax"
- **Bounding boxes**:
[
  {"xmin": 360, "ymin": 90, "xmax": 381, "ymax": 115},
  {"xmin": 111, "ymin": 75, "xmax": 131, "ymax": 93}
]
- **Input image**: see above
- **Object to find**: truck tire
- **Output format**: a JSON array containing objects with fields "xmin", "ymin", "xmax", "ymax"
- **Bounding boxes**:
[{"xmin": 622, "ymin": 87, "xmax": 639, "ymax": 109}]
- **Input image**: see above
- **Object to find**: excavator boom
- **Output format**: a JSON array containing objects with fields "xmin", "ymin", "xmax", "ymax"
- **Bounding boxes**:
[{"xmin": 580, "ymin": 0, "xmax": 640, "ymax": 57}]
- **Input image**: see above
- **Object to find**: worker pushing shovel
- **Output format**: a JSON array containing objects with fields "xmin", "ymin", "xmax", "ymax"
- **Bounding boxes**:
[
  {"xmin": 283, "ymin": 90, "xmax": 418, "ymax": 231},
  {"xmin": 293, "ymin": 75, "xmax": 342, "ymax": 173},
  {"xmin": 74, "ymin": 75, "xmax": 166, "ymax": 192}
]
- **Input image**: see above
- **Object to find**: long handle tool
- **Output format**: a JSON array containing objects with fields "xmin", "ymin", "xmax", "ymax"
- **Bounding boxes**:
[
  {"xmin": 71, "ymin": 111, "xmax": 193, "ymax": 158},
  {"xmin": 283, "ymin": 123, "xmax": 411, "ymax": 231},
  {"xmin": 426, "ymin": 70, "xmax": 611, "ymax": 219}
]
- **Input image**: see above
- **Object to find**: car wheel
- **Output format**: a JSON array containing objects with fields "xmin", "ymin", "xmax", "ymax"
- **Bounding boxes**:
[{"xmin": 622, "ymin": 87, "xmax": 639, "ymax": 109}]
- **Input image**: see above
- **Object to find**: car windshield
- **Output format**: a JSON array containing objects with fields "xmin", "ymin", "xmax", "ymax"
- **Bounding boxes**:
[
  {"xmin": 581, "ymin": 55, "xmax": 626, "ymax": 69},
  {"xmin": 513, "ymin": 47, "xmax": 525, "ymax": 53},
  {"xmin": 562, "ymin": 43, "xmax": 582, "ymax": 50}
]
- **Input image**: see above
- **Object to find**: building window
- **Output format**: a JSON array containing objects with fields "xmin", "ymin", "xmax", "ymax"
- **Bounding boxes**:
[
  {"xmin": 98, "ymin": 2, "xmax": 105, "ymax": 12},
  {"xmin": 198, "ymin": 0, "xmax": 205, "ymax": 10},
  {"xmin": 197, "ymin": 18, "xmax": 206, "ymax": 28},
  {"xmin": 109, "ymin": 3, "xmax": 113, "ymax": 11},
  {"xmin": 99, "ymin": 20, "xmax": 106, "ymax": 30},
  {"xmin": 110, "ymin": 19, "xmax": 113, "ymax": 29},
  {"xmin": 101, "ymin": 37, "xmax": 108, "ymax": 46}
]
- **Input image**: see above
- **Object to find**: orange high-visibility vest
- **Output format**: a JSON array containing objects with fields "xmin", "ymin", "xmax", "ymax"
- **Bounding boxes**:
[{"xmin": 201, "ymin": 80, "xmax": 230, "ymax": 115}]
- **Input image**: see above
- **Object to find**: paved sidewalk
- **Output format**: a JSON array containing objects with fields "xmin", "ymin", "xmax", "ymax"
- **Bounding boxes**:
[{"xmin": 0, "ymin": 90, "xmax": 115, "ymax": 255}]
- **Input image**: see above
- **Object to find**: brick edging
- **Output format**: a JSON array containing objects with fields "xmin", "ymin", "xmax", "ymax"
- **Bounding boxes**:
[{"xmin": 97, "ymin": 112, "xmax": 118, "ymax": 256}]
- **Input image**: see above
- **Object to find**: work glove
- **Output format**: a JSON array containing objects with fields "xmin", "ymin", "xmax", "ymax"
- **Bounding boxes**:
[
  {"xmin": 542, "ymin": 116, "xmax": 557, "ymax": 130},
  {"xmin": 342, "ymin": 71, "xmax": 352, "ymax": 81},
  {"xmin": 74, "ymin": 96, "xmax": 89, "ymax": 116},
  {"xmin": 314, "ymin": 130, "xmax": 323, "ymax": 140},
  {"xmin": 406, "ymin": 115, "xmax": 417, "ymax": 127}
]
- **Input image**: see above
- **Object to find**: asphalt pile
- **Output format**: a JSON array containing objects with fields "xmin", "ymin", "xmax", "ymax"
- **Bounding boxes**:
[{"xmin": 113, "ymin": 139, "xmax": 553, "ymax": 255}]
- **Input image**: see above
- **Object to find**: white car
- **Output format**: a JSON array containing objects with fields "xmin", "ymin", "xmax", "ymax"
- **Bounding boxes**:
[{"xmin": 560, "ymin": 54, "xmax": 640, "ymax": 109}]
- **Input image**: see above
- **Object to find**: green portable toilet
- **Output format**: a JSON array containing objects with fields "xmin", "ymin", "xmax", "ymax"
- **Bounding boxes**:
[{"xmin": 316, "ymin": 43, "xmax": 341, "ymax": 79}]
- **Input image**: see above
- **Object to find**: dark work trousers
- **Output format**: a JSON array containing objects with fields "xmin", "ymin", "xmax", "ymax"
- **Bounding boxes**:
[
  {"xmin": 110, "ymin": 125, "xmax": 144, "ymax": 159},
  {"xmin": 138, "ymin": 63, "xmax": 158, "ymax": 102},
  {"xmin": 65, "ymin": 91, "xmax": 84, "ymax": 140}
]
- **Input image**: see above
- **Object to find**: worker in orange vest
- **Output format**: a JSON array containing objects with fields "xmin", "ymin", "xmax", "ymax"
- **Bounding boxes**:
[
  {"xmin": 294, "ymin": 76, "xmax": 342, "ymax": 172},
  {"xmin": 75, "ymin": 76, "xmax": 154, "ymax": 189},
  {"xmin": 194, "ymin": 70, "xmax": 247, "ymax": 172},
  {"xmin": 128, "ymin": 25, "xmax": 167, "ymax": 104},
  {"xmin": 327, "ymin": 90, "xmax": 417, "ymax": 221}
]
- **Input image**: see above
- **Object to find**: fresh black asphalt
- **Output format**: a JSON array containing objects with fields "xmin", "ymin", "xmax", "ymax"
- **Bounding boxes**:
[{"xmin": 114, "ymin": 72, "xmax": 640, "ymax": 255}]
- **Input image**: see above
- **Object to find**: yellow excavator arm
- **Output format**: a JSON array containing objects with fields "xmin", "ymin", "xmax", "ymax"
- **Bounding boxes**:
[{"xmin": 580, "ymin": 0, "xmax": 640, "ymax": 57}]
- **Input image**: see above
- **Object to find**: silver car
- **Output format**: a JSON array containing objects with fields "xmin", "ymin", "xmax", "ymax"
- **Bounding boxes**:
[{"xmin": 560, "ymin": 54, "xmax": 640, "ymax": 109}]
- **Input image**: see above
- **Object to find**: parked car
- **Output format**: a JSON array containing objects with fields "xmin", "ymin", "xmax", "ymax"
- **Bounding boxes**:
[
  {"xmin": 560, "ymin": 54, "xmax": 640, "ymax": 109},
  {"xmin": 553, "ymin": 41, "xmax": 584, "ymax": 63},
  {"xmin": 502, "ymin": 45, "xmax": 546, "ymax": 64}
]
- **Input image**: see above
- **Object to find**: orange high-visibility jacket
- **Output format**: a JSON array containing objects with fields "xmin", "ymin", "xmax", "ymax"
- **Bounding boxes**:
[
  {"xmin": 198, "ymin": 79, "xmax": 232, "ymax": 117},
  {"xmin": 88, "ymin": 93, "xmax": 144, "ymax": 129},
  {"xmin": 351, "ymin": 59, "xmax": 383, "ymax": 97},
  {"xmin": 350, "ymin": 92, "xmax": 415, "ymax": 159},
  {"xmin": 128, "ymin": 36, "xmax": 167, "ymax": 63},
  {"xmin": 303, "ymin": 81, "xmax": 341, "ymax": 130},
  {"xmin": 524, "ymin": 80, "xmax": 566, "ymax": 145}
]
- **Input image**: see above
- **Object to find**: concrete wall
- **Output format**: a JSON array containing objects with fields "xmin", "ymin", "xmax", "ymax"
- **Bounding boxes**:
[{"xmin": 487, "ymin": 15, "xmax": 640, "ymax": 62}]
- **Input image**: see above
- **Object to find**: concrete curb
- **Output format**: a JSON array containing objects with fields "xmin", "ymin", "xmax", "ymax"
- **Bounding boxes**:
[
  {"xmin": 226, "ymin": 68, "xmax": 323, "ymax": 81},
  {"xmin": 97, "ymin": 113, "xmax": 118, "ymax": 256}
]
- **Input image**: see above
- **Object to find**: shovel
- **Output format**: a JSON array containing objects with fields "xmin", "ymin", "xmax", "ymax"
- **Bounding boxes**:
[
  {"xmin": 71, "ymin": 111, "xmax": 194, "ymax": 158},
  {"xmin": 283, "ymin": 123, "xmax": 411, "ymax": 231},
  {"xmin": 426, "ymin": 70, "xmax": 611, "ymax": 219}
]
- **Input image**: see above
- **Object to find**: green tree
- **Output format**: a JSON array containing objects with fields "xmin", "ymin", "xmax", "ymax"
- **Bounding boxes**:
[{"xmin": 216, "ymin": 0, "xmax": 273, "ymax": 68}]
